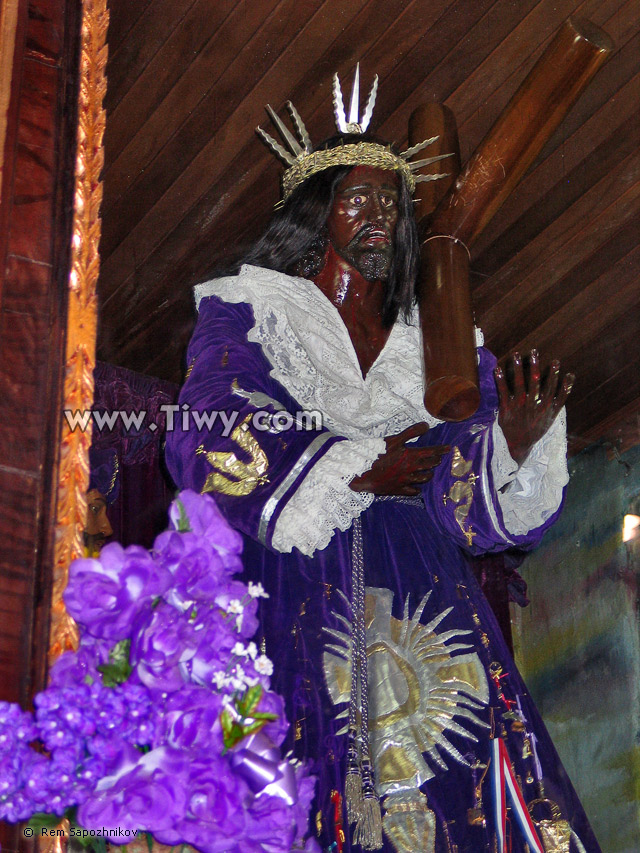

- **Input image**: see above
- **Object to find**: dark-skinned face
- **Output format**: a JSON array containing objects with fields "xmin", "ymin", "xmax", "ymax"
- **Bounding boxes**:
[
  {"xmin": 326, "ymin": 166, "xmax": 399, "ymax": 282},
  {"xmin": 84, "ymin": 488, "xmax": 113, "ymax": 555}
]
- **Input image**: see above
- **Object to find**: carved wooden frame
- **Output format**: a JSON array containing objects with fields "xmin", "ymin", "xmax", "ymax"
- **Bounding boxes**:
[{"xmin": 49, "ymin": 0, "xmax": 109, "ymax": 665}]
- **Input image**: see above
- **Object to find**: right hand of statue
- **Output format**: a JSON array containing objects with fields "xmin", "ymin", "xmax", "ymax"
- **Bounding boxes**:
[{"xmin": 350, "ymin": 423, "xmax": 450, "ymax": 496}]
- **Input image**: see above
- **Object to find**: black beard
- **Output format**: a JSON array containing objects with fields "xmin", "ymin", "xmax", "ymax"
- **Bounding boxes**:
[{"xmin": 334, "ymin": 228, "xmax": 393, "ymax": 281}]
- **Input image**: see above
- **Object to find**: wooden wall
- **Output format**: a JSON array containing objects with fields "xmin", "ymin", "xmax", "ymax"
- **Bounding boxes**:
[
  {"xmin": 0, "ymin": 0, "xmax": 80, "ymax": 846},
  {"xmin": 96, "ymin": 0, "xmax": 640, "ymax": 454}
]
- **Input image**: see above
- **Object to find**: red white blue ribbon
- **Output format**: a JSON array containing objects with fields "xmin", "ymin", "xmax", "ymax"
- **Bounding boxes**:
[{"xmin": 491, "ymin": 737, "xmax": 544, "ymax": 853}]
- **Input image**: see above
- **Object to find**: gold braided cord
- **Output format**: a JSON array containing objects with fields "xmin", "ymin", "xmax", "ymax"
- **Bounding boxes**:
[
  {"xmin": 282, "ymin": 142, "xmax": 416, "ymax": 198},
  {"xmin": 49, "ymin": 0, "xmax": 109, "ymax": 666}
]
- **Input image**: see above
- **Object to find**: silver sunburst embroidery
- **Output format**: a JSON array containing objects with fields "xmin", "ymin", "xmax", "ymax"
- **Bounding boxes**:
[{"xmin": 323, "ymin": 586, "xmax": 489, "ymax": 797}]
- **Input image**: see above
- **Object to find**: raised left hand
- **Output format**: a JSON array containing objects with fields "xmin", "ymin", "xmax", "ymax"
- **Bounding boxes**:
[{"xmin": 494, "ymin": 350, "xmax": 574, "ymax": 467}]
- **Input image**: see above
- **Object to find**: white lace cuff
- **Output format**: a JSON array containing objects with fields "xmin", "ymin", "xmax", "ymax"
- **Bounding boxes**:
[
  {"xmin": 271, "ymin": 437, "xmax": 386, "ymax": 556},
  {"xmin": 491, "ymin": 409, "xmax": 569, "ymax": 537}
]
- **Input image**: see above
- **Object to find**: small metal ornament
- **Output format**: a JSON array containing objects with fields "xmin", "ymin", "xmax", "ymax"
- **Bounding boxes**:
[
  {"xmin": 527, "ymin": 799, "xmax": 572, "ymax": 853},
  {"xmin": 467, "ymin": 806, "xmax": 486, "ymax": 828},
  {"xmin": 383, "ymin": 792, "xmax": 436, "ymax": 853},
  {"xmin": 467, "ymin": 774, "xmax": 487, "ymax": 828}
]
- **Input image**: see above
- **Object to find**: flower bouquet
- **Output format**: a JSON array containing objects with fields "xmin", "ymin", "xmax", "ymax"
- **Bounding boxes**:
[{"xmin": 0, "ymin": 491, "xmax": 318, "ymax": 853}]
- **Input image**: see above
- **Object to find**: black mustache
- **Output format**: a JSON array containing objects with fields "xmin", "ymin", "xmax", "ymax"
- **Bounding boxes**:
[{"xmin": 348, "ymin": 224, "xmax": 391, "ymax": 245}]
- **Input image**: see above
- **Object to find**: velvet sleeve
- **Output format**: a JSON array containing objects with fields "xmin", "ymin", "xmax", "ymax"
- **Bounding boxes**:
[
  {"xmin": 419, "ymin": 347, "xmax": 568, "ymax": 556},
  {"xmin": 164, "ymin": 296, "xmax": 350, "ymax": 550}
]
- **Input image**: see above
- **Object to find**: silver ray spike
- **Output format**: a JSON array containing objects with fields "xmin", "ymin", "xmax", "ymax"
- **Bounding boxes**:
[
  {"xmin": 256, "ymin": 126, "xmax": 296, "ymax": 166},
  {"xmin": 265, "ymin": 104, "xmax": 302, "ymax": 156},
  {"xmin": 348, "ymin": 62, "xmax": 360, "ymax": 126},
  {"xmin": 360, "ymin": 73, "xmax": 378, "ymax": 132},
  {"xmin": 414, "ymin": 172, "xmax": 450, "ymax": 184},
  {"xmin": 286, "ymin": 101, "xmax": 312, "ymax": 152},
  {"xmin": 399, "ymin": 593, "xmax": 411, "ymax": 646},
  {"xmin": 408, "ymin": 152, "xmax": 455, "ymax": 170},
  {"xmin": 332, "ymin": 73, "xmax": 348, "ymax": 134},
  {"xmin": 400, "ymin": 136, "xmax": 440, "ymax": 159}
]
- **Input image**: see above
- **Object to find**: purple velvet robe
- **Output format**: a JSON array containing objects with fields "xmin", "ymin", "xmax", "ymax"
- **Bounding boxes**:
[{"xmin": 166, "ymin": 291, "xmax": 601, "ymax": 853}]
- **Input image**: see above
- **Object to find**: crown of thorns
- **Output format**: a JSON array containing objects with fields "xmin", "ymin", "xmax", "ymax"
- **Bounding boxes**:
[{"xmin": 257, "ymin": 64, "xmax": 453, "ymax": 199}]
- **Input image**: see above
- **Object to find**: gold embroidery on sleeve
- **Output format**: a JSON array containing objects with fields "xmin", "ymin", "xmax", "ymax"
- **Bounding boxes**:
[
  {"xmin": 184, "ymin": 357, "xmax": 197, "ymax": 381},
  {"xmin": 444, "ymin": 446, "xmax": 477, "ymax": 546},
  {"xmin": 196, "ymin": 414, "xmax": 269, "ymax": 496}
]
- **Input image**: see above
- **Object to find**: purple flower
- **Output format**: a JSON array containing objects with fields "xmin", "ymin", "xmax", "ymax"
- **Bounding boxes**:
[
  {"xmin": 254, "ymin": 691, "xmax": 288, "ymax": 747},
  {"xmin": 0, "ymin": 703, "xmax": 37, "ymax": 750},
  {"xmin": 154, "ymin": 530, "xmax": 236, "ymax": 609},
  {"xmin": 77, "ymin": 747, "xmax": 189, "ymax": 839},
  {"xmin": 182, "ymin": 608, "xmax": 237, "ymax": 687},
  {"xmin": 65, "ymin": 544, "xmax": 173, "ymax": 641},
  {"xmin": 168, "ymin": 491, "xmax": 243, "ymax": 561},
  {"xmin": 245, "ymin": 793, "xmax": 297, "ymax": 851},
  {"xmin": 48, "ymin": 636, "xmax": 111, "ymax": 688},
  {"xmin": 130, "ymin": 603, "xmax": 196, "ymax": 692},
  {"xmin": 155, "ymin": 755, "xmax": 250, "ymax": 853},
  {"xmin": 154, "ymin": 686, "xmax": 225, "ymax": 753},
  {"xmin": 215, "ymin": 580, "xmax": 259, "ymax": 639}
]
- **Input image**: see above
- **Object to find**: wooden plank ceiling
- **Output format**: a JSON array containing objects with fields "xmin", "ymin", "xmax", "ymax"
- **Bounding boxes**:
[{"xmin": 97, "ymin": 0, "xmax": 640, "ymax": 453}]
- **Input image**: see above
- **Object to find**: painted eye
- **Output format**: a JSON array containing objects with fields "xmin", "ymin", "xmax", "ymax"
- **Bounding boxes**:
[
  {"xmin": 380, "ymin": 195, "xmax": 397, "ymax": 208},
  {"xmin": 350, "ymin": 194, "xmax": 366, "ymax": 206}
]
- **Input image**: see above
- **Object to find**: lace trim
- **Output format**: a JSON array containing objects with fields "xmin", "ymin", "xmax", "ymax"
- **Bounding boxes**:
[
  {"xmin": 491, "ymin": 410, "xmax": 568, "ymax": 537},
  {"xmin": 271, "ymin": 437, "xmax": 386, "ymax": 556},
  {"xmin": 195, "ymin": 266, "xmax": 449, "ymax": 439}
]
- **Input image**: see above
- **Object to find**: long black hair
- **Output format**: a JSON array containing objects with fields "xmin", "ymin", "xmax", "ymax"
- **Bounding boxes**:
[{"xmin": 237, "ymin": 134, "xmax": 420, "ymax": 328}]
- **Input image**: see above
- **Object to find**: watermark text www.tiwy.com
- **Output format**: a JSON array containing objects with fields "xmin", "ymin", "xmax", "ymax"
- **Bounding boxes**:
[{"xmin": 63, "ymin": 405, "xmax": 323, "ymax": 437}]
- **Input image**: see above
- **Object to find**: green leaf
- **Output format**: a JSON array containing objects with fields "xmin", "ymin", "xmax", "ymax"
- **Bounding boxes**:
[
  {"xmin": 27, "ymin": 813, "xmax": 63, "ymax": 832},
  {"xmin": 238, "ymin": 684, "xmax": 263, "ymax": 716},
  {"xmin": 175, "ymin": 498, "xmax": 191, "ymax": 532},
  {"xmin": 249, "ymin": 711, "xmax": 278, "ymax": 722},
  {"xmin": 222, "ymin": 720, "xmax": 247, "ymax": 751},
  {"xmin": 93, "ymin": 834, "xmax": 107, "ymax": 853},
  {"xmin": 97, "ymin": 639, "xmax": 132, "ymax": 687},
  {"xmin": 241, "ymin": 719, "xmax": 269, "ymax": 737},
  {"xmin": 220, "ymin": 709, "xmax": 234, "ymax": 738},
  {"xmin": 145, "ymin": 831, "xmax": 154, "ymax": 853}
]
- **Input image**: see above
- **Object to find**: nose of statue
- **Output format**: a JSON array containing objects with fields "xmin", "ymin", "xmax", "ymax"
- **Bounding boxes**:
[{"xmin": 369, "ymin": 195, "xmax": 384, "ymax": 222}]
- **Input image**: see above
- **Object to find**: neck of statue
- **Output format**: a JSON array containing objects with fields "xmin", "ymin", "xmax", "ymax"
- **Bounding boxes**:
[{"xmin": 312, "ymin": 244, "xmax": 391, "ymax": 378}]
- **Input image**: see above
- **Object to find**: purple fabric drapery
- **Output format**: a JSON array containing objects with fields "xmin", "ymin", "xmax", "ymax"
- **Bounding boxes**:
[
  {"xmin": 91, "ymin": 361, "xmax": 522, "ymax": 647},
  {"xmin": 91, "ymin": 361, "xmax": 179, "ymax": 549}
]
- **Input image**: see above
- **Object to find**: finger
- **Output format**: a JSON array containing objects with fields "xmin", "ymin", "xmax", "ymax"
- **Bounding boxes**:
[
  {"xmin": 552, "ymin": 372, "xmax": 575, "ymax": 415},
  {"xmin": 511, "ymin": 352, "xmax": 525, "ymax": 402},
  {"xmin": 494, "ymin": 366, "xmax": 510, "ymax": 416},
  {"xmin": 406, "ymin": 470, "xmax": 435, "ymax": 484},
  {"xmin": 542, "ymin": 359, "xmax": 561, "ymax": 407},
  {"xmin": 528, "ymin": 349, "xmax": 541, "ymax": 402},
  {"xmin": 399, "ymin": 485, "xmax": 421, "ymax": 496},
  {"xmin": 392, "ymin": 422, "xmax": 430, "ymax": 446},
  {"xmin": 406, "ymin": 447, "xmax": 450, "ymax": 468}
]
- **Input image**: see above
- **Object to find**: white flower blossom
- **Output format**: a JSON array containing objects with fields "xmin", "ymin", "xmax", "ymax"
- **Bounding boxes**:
[
  {"xmin": 212, "ymin": 671, "xmax": 230, "ymax": 689},
  {"xmin": 235, "ymin": 614, "xmax": 243, "ymax": 631},
  {"xmin": 232, "ymin": 641, "xmax": 248, "ymax": 657},
  {"xmin": 247, "ymin": 581, "xmax": 269, "ymax": 599},
  {"xmin": 246, "ymin": 641, "xmax": 258, "ymax": 660},
  {"xmin": 254, "ymin": 654, "xmax": 274, "ymax": 676},
  {"xmin": 227, "ymin": 599, "xmax": 244, "ymax": 615}
]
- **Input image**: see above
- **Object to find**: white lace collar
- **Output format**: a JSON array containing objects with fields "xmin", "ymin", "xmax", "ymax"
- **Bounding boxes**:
[{"xmin": 195, "ymin": 265, "xmax": 446, "ymax": 439}]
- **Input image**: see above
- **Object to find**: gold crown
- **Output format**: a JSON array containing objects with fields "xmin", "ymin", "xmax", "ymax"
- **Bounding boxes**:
[{"xmin": 257, "ymin": 64, "xmax": 453, "ymax": 199}]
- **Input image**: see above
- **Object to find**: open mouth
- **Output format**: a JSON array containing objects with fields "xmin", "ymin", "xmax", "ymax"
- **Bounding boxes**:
[{"xmin": 361, "ymin": 228, "xmax": 390, "ymax": 246}]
